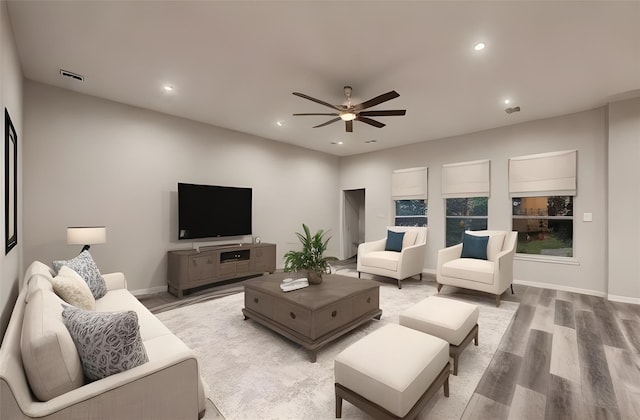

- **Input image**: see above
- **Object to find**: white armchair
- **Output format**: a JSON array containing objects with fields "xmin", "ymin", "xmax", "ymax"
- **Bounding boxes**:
[
  {"xmin": 436, "ymin": 230, "xmax": 517, "ymax": 306},
  {"xmin": 357, "ymin": 227, "xmax": 427, "ymax": 289}
]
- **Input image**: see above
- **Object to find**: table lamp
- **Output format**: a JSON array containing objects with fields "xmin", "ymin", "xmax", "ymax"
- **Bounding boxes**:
[{"xmin": 67, "ymin": 226, "xmax": 106, "ymax": 253}]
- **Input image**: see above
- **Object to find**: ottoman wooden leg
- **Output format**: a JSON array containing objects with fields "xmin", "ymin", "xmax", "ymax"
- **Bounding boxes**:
[
  {"xmin": 335, "ymin": 385, "xmax": 343, "ymax": 418},
  {"xmin": 444, "ymin": 375, "xmax": 449, "ymax": 397}
]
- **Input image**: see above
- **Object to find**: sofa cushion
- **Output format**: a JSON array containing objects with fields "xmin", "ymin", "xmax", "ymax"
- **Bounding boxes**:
[
  {"xmin": 441, "ymin": 258, "xmax": 495, "ymax": 285},
  {"xmin": 360, "ymin": 251, "xmax": 399, "ymax": 271},
  {"xmin": 54, "ymin": 250, "xmax": 107, "ymax": 299},
  {"xmin": 385, "ymin": 230, "xmax": 405, "ymax": 252},
  {"xmin": 21, "ymin": 278, "xmax": 84, "ymax": 401},
  {"xmin": 401, "ymin": 229, "xmax": 418, "ymax": 248},
  {"xmin": 461, "ymin": 233, "xmax": 489, "ymax": 260},
  {"xmin": 62, "ymin": 306, "xmax": 149, "ymax": 382},
  {"xmin": 51, "ymin": 266, "xmax": 96, "ymax": 310}
]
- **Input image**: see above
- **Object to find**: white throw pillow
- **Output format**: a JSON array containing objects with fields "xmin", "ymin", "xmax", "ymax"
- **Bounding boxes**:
[
  {"xmin": 52, "ymin": 266, "xmax": 96, "ymax": 310},
  {"xmin": 401, "ymin": 230, "xmax": 418, "ymax": 249},
  {"xmin": 53, "ymin": 250, "xmax": 107, "ymax": 299}
]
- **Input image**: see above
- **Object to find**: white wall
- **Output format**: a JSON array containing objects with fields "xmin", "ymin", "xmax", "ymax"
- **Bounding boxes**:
[
  {"xmin": 23, "ymin": 81, "xmax": 340, "ymax": 294},
  {"xmin": 0, "ymin": 0, "xmax": 23, "ymax": 339},
  {"xmin": 608, "ymin": 97, "xmax": 640, "ymax": 301},
  {"xmin": 340, "ymin": 108, "xmax": 609, "ymax": 296}
]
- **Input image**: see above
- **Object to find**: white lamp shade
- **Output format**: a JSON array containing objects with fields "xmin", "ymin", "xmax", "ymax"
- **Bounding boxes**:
[{"xmin": 67, "ymin": 227, "xmax": 106, "ymax": 245}]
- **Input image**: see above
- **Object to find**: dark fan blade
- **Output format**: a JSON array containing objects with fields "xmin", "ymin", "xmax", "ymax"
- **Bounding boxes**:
[
  {"xmin": 359, "ymin": 110, "xmax": 406, "ymax": 117},
  {"xmin": 293, "ymin": 113, "xmax": 339, "ymax": 116},
  {"xmin": 354, "ymin": 91, "xmax": 400, "ymax": 111},
  {"xmin": 293, "ymin": 92, "xmax": 343, "ymax": 111},
  {"xmin": 346, "ymin": 120, "xmax": 353, "ymax": 133},
  {"xmin": 357, "ymin": 116, "xmax": 386, "ymax": 128},
  {"xmin": 313, "ymin": 117, "xmax": 341, "ymax": 128}
]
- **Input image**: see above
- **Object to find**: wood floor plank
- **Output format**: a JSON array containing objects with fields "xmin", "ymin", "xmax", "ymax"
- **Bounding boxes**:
[
  {"xmin": 545, "ymin": 374, "xmax": 583, "ymax": 420},
  {"xmin": 475, "ymin": 350, "xmax": 523, "ymax": 406},
  {"xmin": 603, "ymin": 345, "xmax": 640, "ymax": 419},
  {"xmin": 518, "ymin": 329, "xmax": 553, "ymax": 395},
  {"xmin": 507, "ymin": 384, "xmax": 546, "ymax": 420},
  {"xmin": 499, "ymin": 304, "xmax": 535, "ymax": 357},
  {"xmin": 554, "ymin": 298, "xmax": 575, "ymax": 329},
  {"xmin": 520, "ymin": 287, "xmax": 542, "ymax": 306},
  {"xmin": 549, "ymin": 325, "xmax": 581, "ymax": 384},
  {"xmin": 575, "ymin": 310, "xmax": 620, "ymax": 416},
  {"xmin": 537, "ymin": 288, "xmax": 556, "ymax": 308},
  {"xmin": 462, "ymin": 393, "xmax": 510, "ymax": 420},
  {"xmin": 531, "ymin": 304, "xmax": 555, "ymax": 334},
  {"xmin": 591, "ymin": 296, "xmax": 628, "ymax": 349}
]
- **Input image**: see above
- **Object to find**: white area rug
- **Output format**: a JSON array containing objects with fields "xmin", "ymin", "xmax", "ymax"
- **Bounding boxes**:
[{"xmin": 156, "ymin": 279, "xmax": 518, "ymax": 420}]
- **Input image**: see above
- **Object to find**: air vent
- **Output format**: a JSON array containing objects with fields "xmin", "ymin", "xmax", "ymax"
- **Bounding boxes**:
[
  {"xmin": 59, "ymin": 69, "xmax": 84, "ymax": 82},
  {"xmin": 505, "ymin": 106, "xmax": 521, "ymax": 114}
]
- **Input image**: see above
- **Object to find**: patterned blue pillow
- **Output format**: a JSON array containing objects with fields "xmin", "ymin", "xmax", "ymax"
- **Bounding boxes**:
[
  {"xmin": 53, "ymin": 250, "xmax": 107, "ymax": 299},
  {"xmin": 385, "ymin": 230, "xmax": 405, "ymax": 252},
  {"xmin": 461, "ymin": 233, "xmax": 489, "ymax": 260},
  {"xmin": 62, "ymin": 305, "xmax": 148, "ymax": 382}
]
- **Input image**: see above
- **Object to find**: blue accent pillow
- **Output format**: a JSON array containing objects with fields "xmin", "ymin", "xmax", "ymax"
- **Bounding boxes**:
[
  {"xmin": 461, "ymin": 233, "xmax": 489, "ymax": 260},
  {"xmin": 385, "ymin": 230, "xmax": 405, "ymax": 252}
]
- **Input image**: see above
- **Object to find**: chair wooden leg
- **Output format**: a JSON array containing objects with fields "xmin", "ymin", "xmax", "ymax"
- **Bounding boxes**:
[
  {"xmin": 495, "ymin": 294, "xmax": 501, "ymax": 307},
  {"xmin": 358, "ymin": 272, "xmax": 361, "ymax": 279},
  {"xmin": 419, "ymin": 272, "xmax": 423, "ymax": 281},
  {"xmin": 437, "ymin": 283, "xmax": 443, "ymax": 292},
  {"xmin": 398, "ymin": 279, "xmax": 402, "ymax": 289},
  {"xmin": 510, "ymin": 284, "xmax": 514, "ymax": 294}
]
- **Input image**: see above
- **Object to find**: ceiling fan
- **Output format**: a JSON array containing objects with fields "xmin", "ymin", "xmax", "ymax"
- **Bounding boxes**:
[{"xmin": 292, "ymin": 86, "xmax": 406, "ymax": 132}]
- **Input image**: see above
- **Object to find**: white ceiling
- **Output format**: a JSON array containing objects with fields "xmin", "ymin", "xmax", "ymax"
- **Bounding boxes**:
[{"xmin": 6, "ymin": 1, "xmax": 640, "ymax": 157}]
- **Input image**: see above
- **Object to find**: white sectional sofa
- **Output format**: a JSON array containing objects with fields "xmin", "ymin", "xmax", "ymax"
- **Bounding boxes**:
[{"xmin": 0, "ymin": 261, "xmax": 207, "ymax": 420}]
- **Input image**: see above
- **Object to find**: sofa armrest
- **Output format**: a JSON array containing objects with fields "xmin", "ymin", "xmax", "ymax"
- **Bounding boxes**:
[
  {"xmin": 396, "ymin": 243, "xmax": 427, "ymax": 277},
  {"xmin": 436, "ymin": 244, "xmax": 463, "ymax": 275},
  {"xmin": 495, "ymin": 249, "xmax": 515, "ymax": 293},
  {"xmin": 357, "ymin": 238, "xmax": 387, "ymax": 255},
  {"xmin": 102, "ymin": 273, "xmax": 127, "ymax": 291},
  {"xmin": 15, "ymin": 349, "xmax": 199, "ymax": 418}
]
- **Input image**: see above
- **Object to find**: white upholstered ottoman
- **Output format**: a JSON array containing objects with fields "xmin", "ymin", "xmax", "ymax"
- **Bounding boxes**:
[
  {"xmin": 399, "ymin": 296, "xmax": 479, "ymax": 375},
  {"xmin": 334, "ymin": 323, "xmax": 450, "ymax": 419}
]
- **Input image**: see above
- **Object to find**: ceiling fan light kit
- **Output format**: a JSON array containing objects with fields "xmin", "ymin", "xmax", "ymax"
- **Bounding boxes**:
[{"xmin": 292, "ymin": 86, "xmax": 406, "ymax": 132}]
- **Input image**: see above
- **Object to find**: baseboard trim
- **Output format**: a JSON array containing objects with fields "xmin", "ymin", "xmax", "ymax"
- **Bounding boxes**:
[
  {"xmin": 607, "ymin": 294, "xmax": 640, "ymax": 305},
  {"xmin": 131, "ymin": 285, "xmax": 167, "ymax": 297},
  {"xmin": 513, "ymin": 279, "xmax": 607, "ymax": 298}
]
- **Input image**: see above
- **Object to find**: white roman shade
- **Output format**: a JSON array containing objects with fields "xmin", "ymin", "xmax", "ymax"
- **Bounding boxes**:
[
  {"xmin": 509, "ymin": 150, "xmax": 577, "ymax": 197},
  {"xmin": 441, "ymin": 159, "xmax": 490, "ymax": 198},
  {"xmin": 392, "ymin": 167, "xmax": 427, "ymax": 199}
]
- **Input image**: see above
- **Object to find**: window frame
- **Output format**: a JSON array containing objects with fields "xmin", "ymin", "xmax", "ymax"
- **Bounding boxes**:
[
  {"xmin": 393, "ymin": 198, "xmax": 428, "ymax": 227},
  {"xmin": 444, "ymin": 196, "xmax": 488, "ymax": 247}
]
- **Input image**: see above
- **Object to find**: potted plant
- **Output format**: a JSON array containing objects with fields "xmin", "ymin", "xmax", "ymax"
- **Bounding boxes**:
[{"xmin": 283, "ymin": 224, "xmax": 336, "ymax": 284}]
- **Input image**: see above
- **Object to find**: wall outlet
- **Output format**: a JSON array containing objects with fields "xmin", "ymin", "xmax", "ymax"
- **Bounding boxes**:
[{"xmin": 583, "ymin": 212, "xmax": 593, "ymax": 222}]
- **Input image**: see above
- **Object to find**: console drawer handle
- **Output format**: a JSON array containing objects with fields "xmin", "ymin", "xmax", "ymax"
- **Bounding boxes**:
[
  {"xmin": 254, "ymin": 297, "xmax": 259, "ymax": 304},
  {"xmin": 289, "ymin": 312, "xmax": 296, "ymax": 319},
  {"xmin": 366, "ymin": 297, "xmax": 371, "ymax": 304},
  {"xmin": 331, "ymin": 310, "xmax": 337, "ymax": 318}
]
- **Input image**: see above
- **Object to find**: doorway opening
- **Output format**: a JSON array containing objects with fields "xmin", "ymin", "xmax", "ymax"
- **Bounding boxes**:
[{"xmin": 343, "ymin": 189, "xmax": 365, "ymax": 260}]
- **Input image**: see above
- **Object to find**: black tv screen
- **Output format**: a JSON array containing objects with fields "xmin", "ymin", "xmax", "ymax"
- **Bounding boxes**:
[{"xmin": 178, "ymin": 183, "xmax": 252, "ymax": 240}]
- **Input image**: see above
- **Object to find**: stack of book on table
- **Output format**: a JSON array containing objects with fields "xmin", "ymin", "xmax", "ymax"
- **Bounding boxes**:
[{"xmin": 280, "ymin": 277, "xmax": 309, "ymax": 292}]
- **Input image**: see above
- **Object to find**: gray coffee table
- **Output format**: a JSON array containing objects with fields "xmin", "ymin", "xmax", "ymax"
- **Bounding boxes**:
[{"xmin": 242, "ymin": 273, "xmax": 382, "ymax": 362}]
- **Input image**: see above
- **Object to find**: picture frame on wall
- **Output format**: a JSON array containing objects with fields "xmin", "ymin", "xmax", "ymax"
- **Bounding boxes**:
[{"xmin": 5, "ymin": 108, "xmax": 17, "ymax": 254}]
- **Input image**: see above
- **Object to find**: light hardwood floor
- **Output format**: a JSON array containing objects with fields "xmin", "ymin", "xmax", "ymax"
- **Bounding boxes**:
[{"xmin": 140, "ymin": 272, "xmax": 640, "ymax": 419}]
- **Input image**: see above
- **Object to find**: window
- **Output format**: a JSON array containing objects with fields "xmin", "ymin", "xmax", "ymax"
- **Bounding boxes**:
[
  {"xmin": 445, "ymin": 197, "xmax": 488, "ymax": 246},
  {"xmin": 512, "ymin": 196, "xmax": 573, "ymax": 257},
  {"xmin": 394, "ymin": 199, "xmax": 427, "ymax": 227}
]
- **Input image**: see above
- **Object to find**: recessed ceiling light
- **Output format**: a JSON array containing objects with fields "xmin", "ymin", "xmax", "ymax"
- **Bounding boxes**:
[
  {"xmin": 473, "ymin": 42, "xmax": 486, "ymax": 51},
  {"xmin": 331, "ymin": 141, "xmax": 344, "ymax": 145},
  {"xmin": 364, "ymin": 140, "xmax": 377, "ymax": 144},
  {"xmin": 163, "ymin": 85, "xmax": 174, "ymax": 92},
  {"xmin": 504, "ymin": 99, "xmax": 511, "ymax": 105},
  {"xmin": 276, "ymin": 120, "xmax": 283, "ymax": 127}
]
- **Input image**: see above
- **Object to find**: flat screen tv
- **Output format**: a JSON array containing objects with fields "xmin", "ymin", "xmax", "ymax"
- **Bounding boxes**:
[{"xmin": 178, "ymin": 183, "xmax": 252, "ymax": 240}]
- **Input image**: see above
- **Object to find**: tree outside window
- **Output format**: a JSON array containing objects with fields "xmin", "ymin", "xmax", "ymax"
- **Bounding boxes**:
[
  {"xmin": 512, "ymin": 196, "xmax": 573, "ymax": 257},
  {"xmin": 445, "ymin": 197, "xmax": 488, "ymax": 246},
  {"xmin": 394, "ymin": 199, "xmax": 427, "ymax": 226}
]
